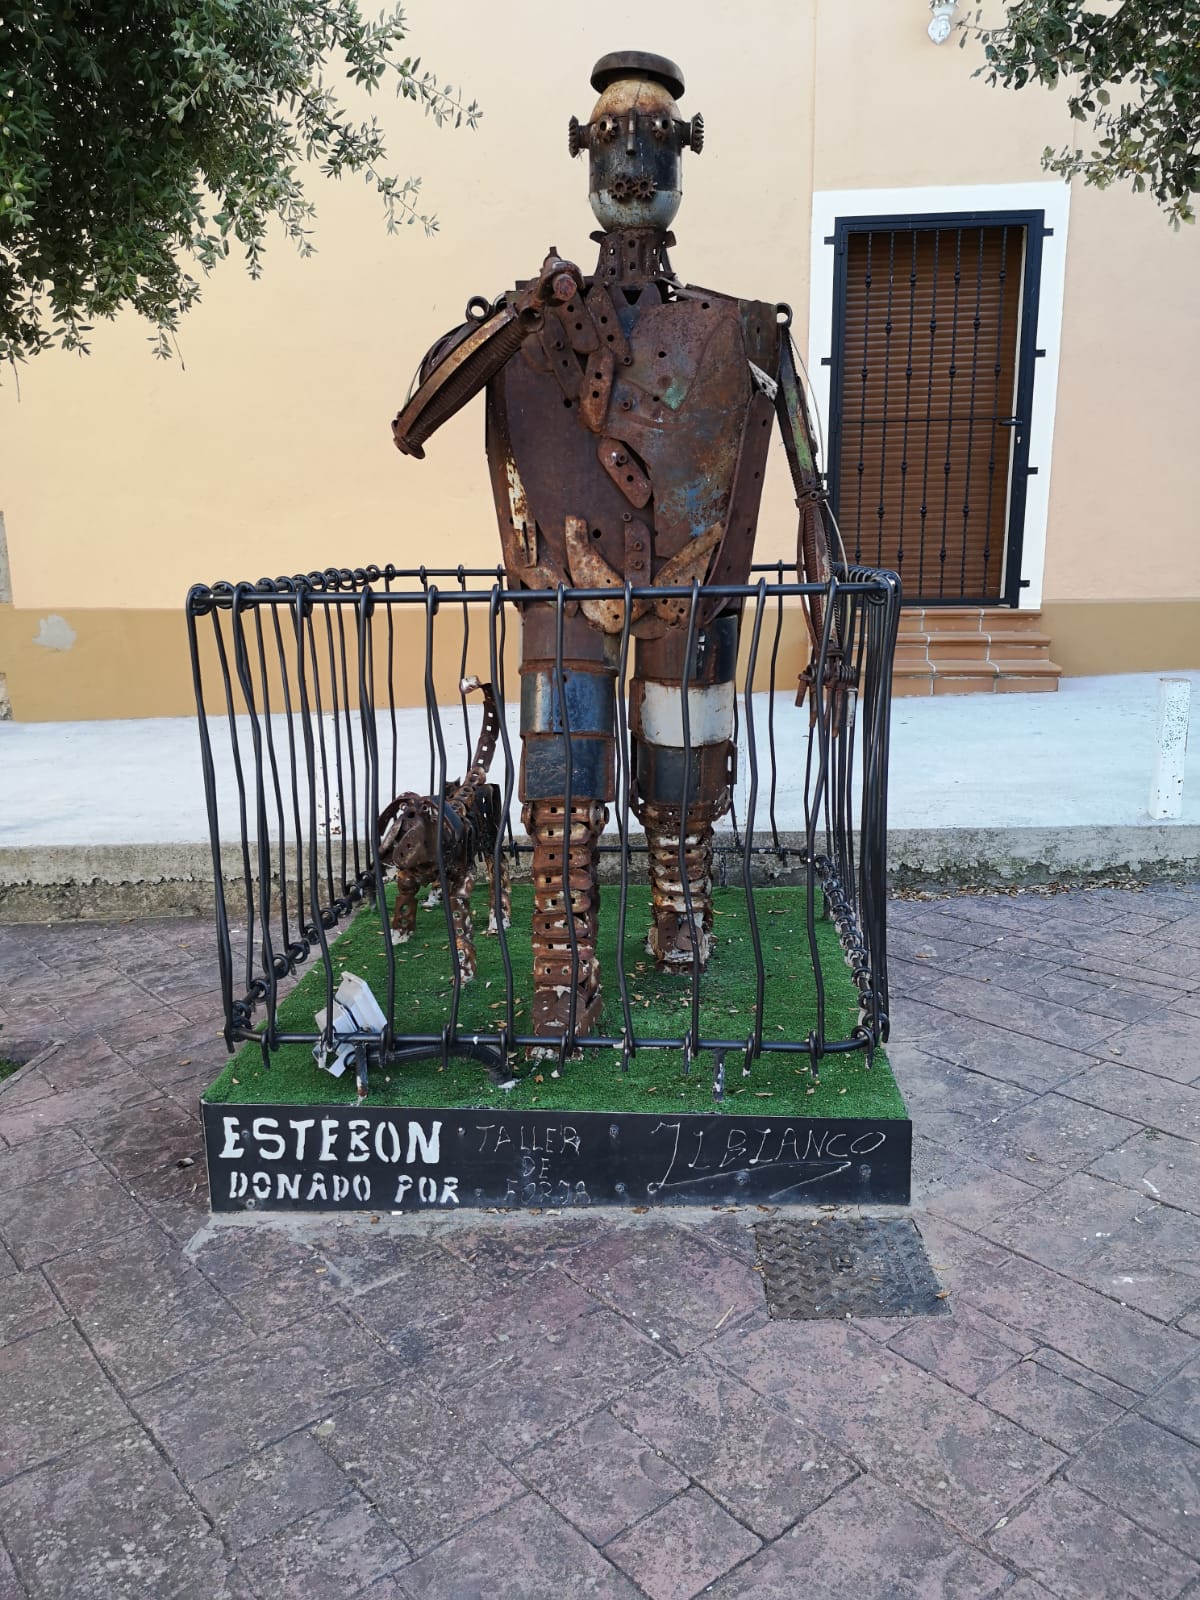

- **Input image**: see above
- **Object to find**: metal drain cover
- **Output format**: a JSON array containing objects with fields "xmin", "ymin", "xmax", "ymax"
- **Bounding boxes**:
[{"xmin": 755, "ymin": 1216, "xmax": 948, "ymax": 1320}]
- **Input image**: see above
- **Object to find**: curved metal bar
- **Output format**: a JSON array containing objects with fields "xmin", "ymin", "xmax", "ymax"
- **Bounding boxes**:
[
  {"xmin": 553, "ymin": 584, "xmax": 582, "ymax": 1054},
  {"xmin": 676, "ymin": 580, "xmax": 702, "ymax": 1061},
  {"xmin": 487, "ymin": 583, "xmax": 518, "ymax": 1051},
  {"xmin": 740, "ymin": 579, "xmax": 769, "ymax": 1060},
  {"xmin": 613, "ymin": 582, "xmax": 637, "ymax": 1063}
]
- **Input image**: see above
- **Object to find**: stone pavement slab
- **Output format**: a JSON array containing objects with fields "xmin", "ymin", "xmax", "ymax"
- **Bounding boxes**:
[
  {"xmin": 191, "ymin": 1430, "xmax": 362, "ymax": 1556},
  {"xmin": 951, "ymin": 1245, "xmax": 1196, "ymax": 1393},
  {"xmin": 314, "ymin": 1385, "xmax": 525, "ymax": 1554},
  {"xmin": 1090, "ymin": 1129, "xmax": 1200, "ymax": 1215},
  {"xmin": 0, "ymin": 1428, "xmax": 229, "ymax": 1600},
  {"xmin": 517, "ymin": 1410, "xmax": 689, "ymax": 1547},
  {"xmin": 988, "ymin": 1480, "xmax": 1198, "ymax": 1599},
  {"xmin": 604, "ymin": 1484, "xmax": 762, "ymax": 1600},
  {"xmin": 711, "ymin": 1315, "xmax": 1065, "ymax": 1536},
  {"xmin": 977, "ymin": 1354, "xmax": 1128, "ymax": 1452},
  {"xmin": 704, "ymin": 1475, "xmax": 1014, "ymax": 1599},
  {"xmin": 1141, "ymin": 1353, "xmax": 1200, "ymax": 1447},
  {"xmin": 1, "ymin": 889, "xmax": 1199, "ymax": 1598},
  {"xmin": 1065, "ymin": 1413, "xmax": 1200, "ymax": 1558},
  {"xmin": 610, "ymin": 1357, "xmax": 857, "ymax": 1539},
  {"xmin": 395, "ymin": 1492, "xmax": 642, "ymax": 1599},
  {"xmin": 233, "ymin": 1498, "xmax": 411, "ymax": 1598},
  {"xmin": 136, "ymin": 1309, "xmax": 402, "ymax": 1481},
  {"xmin": 984, "ymin": 1169, "xmax": 1200, "ymax": 1321}
]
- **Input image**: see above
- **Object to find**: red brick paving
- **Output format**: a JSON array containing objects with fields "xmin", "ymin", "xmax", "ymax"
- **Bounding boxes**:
[{"xmin": 0, "ymin": 887, "xmax": 1198, "ymax": 1597}]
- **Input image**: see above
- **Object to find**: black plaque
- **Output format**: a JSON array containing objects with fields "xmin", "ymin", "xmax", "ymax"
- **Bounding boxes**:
[{"xmin": 202, "ymin": 1100, "xmax": 911, "ymax": 1213}]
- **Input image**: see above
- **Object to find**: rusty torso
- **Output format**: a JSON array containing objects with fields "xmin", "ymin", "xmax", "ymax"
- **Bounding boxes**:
[{"xmin": 485, "ymin": 232, "xmax": 780, "ymax": 635}]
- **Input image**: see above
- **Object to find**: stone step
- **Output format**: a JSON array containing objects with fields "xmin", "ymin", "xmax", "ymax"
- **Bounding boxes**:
[
  {"xmin": 898, "ymin": 606, "xmax": 1046, "ymax": 635},
  {"xmin": 923, "ymin": 631, "xmax": 995, "ymax": 662},
  {"xmin": 930, "ymin": 659, "xmax": 1000, "ymax": 696},
  {"xmin": 892, "ymin": 662, "xmax": 936, "ymax": 698},
  {"xmin": 992, "ymin": 657, "xmax": 1062, "ymax": 679},
  {"xmin": 990, "ymin": 632, "xmax": 1055, "ymax": 660},
  {"xmin": 889, "ymin": 653, "xmax": 1062, "ymax": 697}
]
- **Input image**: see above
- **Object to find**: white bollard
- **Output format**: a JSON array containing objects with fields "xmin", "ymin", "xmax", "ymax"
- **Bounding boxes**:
[{"xmin": 1148, "ymin": 678, "xmax": 1190, "ymax": 819}]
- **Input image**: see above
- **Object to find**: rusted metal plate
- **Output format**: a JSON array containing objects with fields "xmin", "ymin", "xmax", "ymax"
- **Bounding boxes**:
[
  {"xmin": 755, "ymin": 1217, "xmax": 949, "ymax": 1321},
  {"xmin": 578, "ymin": 346, "xmax": 616, "ymax": 433},
  {"xmin": 598, "ymin": 437, "xmax": 652, "ymax": 507}
]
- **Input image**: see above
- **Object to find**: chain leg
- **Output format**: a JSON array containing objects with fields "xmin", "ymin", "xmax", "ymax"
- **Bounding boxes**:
[
  {"xmin": 640, "ymin": 801, "xmax": 722, "ymax": 968},
  {"xmin": 450, "ymin": 867, "xmax": 477, "ymax": 981},
  {"xmin": 631, "ymin": 612, "xmax": 739, "ymax": 972},
  {"xmin": 391, "ymin": 871, "xmax": 420, "ymax": 945},
  {"xmin": 523, "ymin": 798, "xmax": 608, "ymax": 1036},
  {"xmin": 518, "ymin": 605, "xmax": 618, "ymax": 1042}
]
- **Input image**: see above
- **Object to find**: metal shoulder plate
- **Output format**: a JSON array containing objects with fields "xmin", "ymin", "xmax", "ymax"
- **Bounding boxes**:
[{"xmin": 392, "ymin": 300, "xmax": 525, "ymax": 459}]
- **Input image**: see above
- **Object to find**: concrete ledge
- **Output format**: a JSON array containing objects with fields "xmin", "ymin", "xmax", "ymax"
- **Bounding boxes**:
[
  {"xmin": 2, "ymin": 825, "xmax": 1198, "ymax": 921},
  {"xmin": 886, "ymin": 825, "xmax": 1200, "ymax": 889}
]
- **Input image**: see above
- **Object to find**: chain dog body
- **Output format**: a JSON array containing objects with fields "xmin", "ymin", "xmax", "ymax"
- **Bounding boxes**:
[{"xmin": 377, "ymin": 678, "xmax": 511, "ymax": 980}]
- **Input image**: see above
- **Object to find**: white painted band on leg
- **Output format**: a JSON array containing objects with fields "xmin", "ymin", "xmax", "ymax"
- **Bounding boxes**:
[{"xmin": 639, "ymin": 681, "xmax": 735, "ymax": 747}]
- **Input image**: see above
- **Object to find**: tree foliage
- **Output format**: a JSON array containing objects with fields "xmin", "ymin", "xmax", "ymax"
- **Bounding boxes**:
[
  {"xmin": 0, "ymin": 2, "xmax": 479, "ymax": 365},
  {"xmin": 968, "ymin": 2, "xmax": 1199, "ymax": 224}
]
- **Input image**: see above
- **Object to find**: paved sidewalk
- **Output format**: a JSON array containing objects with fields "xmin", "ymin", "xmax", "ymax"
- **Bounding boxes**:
[
  {"xmin": 1, "ymin": 884, "xmax": 1199, "ymax": 1598},
  {"xmin": 2, "ymin": 675, "xmax": 1199, "ymax": 915}
]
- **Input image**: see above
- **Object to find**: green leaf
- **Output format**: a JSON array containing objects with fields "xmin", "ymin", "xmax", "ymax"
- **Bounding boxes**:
[{"xmin": 0, "ymin": 1, "xmax": 480, "ymax": 371}]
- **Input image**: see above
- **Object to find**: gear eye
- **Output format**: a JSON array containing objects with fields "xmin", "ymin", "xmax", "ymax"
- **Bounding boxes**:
[{"xmin": 594, "ymin": 115, "xmax": 619, "ymax": 144}]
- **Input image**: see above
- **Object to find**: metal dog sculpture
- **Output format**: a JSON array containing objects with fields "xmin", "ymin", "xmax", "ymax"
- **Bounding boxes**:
[{"xmin": 376, "ymin": 677, "xmax": 511, "ymax": 979}]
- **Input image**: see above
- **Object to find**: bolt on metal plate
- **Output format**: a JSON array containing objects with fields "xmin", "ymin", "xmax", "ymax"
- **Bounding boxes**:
[{"xmin": 755, "ymin": 1216, "xmax": 949, "ymax": 1321}]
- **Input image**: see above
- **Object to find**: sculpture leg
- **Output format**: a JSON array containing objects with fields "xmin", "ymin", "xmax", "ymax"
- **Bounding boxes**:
[
  {"xmin": 631, "ymin": 612, "xmax": 739, "ymax": 970},
  {"xmin": 391, "ymin": 871, "xmax": 421, "ymax": 945},
  {"xmin": 450, "ymin": 867, "xmax": 477, "ymax": 981},
  {"xmin": 519, "ymin": 607, "xmax": 617, "ymax": 1038},
  {"xmin": 484, "ymin": 853, "xmax": 512, "ymax": 934},
  {"xmin": 522, "ymin": 798, "xmax": 608, "ymax": 1035}
]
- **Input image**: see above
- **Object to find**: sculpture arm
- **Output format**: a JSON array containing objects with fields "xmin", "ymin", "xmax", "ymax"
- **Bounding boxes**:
[
  {"xmin": 774, "ymin": 331, "xmax": 850, "ymax": 718},
  {"xmin": 392, "ymin": 253, "xmax": 583, "ymax": 459}
]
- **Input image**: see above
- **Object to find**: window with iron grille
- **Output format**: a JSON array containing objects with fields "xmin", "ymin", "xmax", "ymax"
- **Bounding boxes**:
[{"xmin": 827, "ymin": 211, "xmax": 1045, "ymax": 607}]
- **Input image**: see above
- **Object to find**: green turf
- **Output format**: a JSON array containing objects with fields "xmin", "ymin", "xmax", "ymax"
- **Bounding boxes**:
[
  {"xmin": 0, "ymin": 1060, "xmax": 19, "ymax": 1085},
  {"xmin": 205, "ymin": 883, "xmax": 904, "ymax": 1119}
]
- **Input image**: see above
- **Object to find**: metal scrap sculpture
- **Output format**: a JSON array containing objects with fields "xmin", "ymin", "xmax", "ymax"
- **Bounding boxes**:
[
  {"xmin": 376, "ymin": 676, "xmax": 510, "ymax": 977},
  {"xmin": 393, "ymin": 50, "xmax": 842, "ymax": 1041}
]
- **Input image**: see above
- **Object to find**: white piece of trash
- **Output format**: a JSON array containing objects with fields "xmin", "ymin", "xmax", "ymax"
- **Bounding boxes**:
[{"xmin": 314, "ymin": 972, "xmax": 387, "ymax": 1077}]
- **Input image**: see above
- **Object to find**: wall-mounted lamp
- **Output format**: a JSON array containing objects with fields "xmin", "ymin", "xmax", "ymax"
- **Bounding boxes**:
[{"xmin": 928, "ymin": 0, "xmax": 957, "ymax": 44}]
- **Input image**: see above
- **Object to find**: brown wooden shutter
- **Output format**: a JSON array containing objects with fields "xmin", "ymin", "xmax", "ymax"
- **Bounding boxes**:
[{"xmin": 835, "ymin": 224, "xmax": 1025, "ymax": 603}]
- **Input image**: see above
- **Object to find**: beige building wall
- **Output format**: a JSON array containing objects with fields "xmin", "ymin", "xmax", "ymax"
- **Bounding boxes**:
[{"xmin": 1, "ymin": 0, "xmax": 1196, "ymax": 719}]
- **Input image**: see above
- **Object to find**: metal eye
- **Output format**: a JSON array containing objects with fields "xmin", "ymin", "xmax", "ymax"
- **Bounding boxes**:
[
  {"xmin": 651, "ymin": 115, "xmax": 672, "ymax": 141},
  {"xmin": 594, "ymin": 115, "xmax": 618, "ymax": 145}
]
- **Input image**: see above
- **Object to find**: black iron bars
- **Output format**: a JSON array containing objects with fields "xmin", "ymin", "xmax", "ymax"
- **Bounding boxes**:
[{"xmin": 185, "ymin": 564, "xmax": 897, "ymax": 1089}]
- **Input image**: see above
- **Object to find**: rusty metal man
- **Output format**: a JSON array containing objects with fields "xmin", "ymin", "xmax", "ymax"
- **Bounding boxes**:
[{"xmin": 393, "ymin": 50, "xmax": 839, "ymax": 1040}]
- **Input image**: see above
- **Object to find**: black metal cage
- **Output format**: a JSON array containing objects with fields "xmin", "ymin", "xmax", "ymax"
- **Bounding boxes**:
[{"xmin": 186, "ymin": 563, "xmax": 899, "ymax": 1093}]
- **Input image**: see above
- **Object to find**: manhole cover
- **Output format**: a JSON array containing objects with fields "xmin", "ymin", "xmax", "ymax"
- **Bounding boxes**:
[{"xmin": 755, "ymin": 1216, "xmax": 949, "ymax": 1320}]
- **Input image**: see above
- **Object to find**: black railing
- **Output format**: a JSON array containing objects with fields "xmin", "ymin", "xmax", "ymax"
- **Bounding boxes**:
[{"xmin": 186, "ymin": 563, "xmax": 899, "ymax": 1089}]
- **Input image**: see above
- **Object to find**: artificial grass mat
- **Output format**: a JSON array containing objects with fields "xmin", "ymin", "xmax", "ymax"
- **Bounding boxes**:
[{"xmin": 205, "ymin": 884, "xmax": 905, "ymax": 1121}]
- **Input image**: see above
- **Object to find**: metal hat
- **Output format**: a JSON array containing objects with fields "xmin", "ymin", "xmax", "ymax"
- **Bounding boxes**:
[{"xmin": 590, "ymin": 51, "xmax": 685, "ymax": 100}]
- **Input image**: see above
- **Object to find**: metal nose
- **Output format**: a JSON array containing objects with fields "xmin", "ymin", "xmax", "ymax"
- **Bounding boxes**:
[{"xmin": 625, "ymin": 114, "xmax": 637, "ymax": 155}]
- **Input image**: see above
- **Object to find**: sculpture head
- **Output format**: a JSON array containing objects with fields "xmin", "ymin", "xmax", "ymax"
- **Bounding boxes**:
[{"xmin": 569, "ymin": 51, "xmax": 703, "ymax": 233}]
